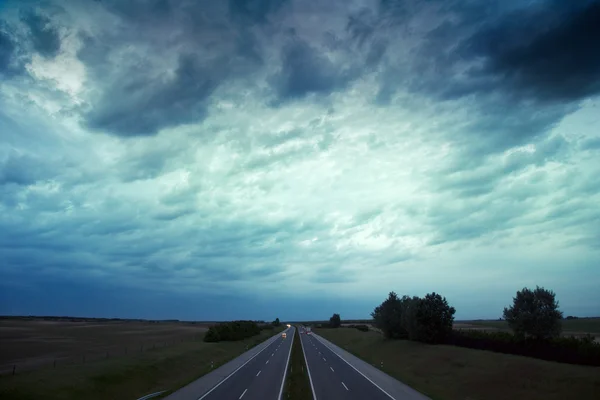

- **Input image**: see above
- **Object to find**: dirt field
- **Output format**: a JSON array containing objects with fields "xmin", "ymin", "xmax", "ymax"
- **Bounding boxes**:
[{"xmin": 0, "ymin": 319, "xmax": 209, "ymax": 374}]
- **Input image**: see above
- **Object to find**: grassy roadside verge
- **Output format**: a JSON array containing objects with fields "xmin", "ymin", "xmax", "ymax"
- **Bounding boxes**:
[
  {"xmin": 0, "ymin": 327, "xmax": 284, "ymax": 400},
  {"xmin": 282, "ymin": 327, "xmax": 313, "ymax": 400},
  {"xmin": 316, "ymin": 328, "xmax": 600, "ymax": 400}
]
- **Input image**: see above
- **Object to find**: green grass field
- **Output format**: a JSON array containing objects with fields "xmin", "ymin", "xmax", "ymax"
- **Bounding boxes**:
[
  {"xmin": 316, "ymin": 328, "xmax": 600, "ymax": 400},
  {"xmin": 0, "ymin": 328, "xmax": 283, "ymax": 400},
  {"xmin": 282, "ymin": 328, "xmax": 312, "ymax": 400}
]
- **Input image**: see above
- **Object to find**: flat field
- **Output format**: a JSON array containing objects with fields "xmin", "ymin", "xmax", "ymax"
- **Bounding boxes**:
[
  {"xmin": 0, "ymin": 317, "xmax": 282, "ymax": 400},
  {"xmin": 0, "ymin": 318, "xmax": 209, "ymax": 374}
]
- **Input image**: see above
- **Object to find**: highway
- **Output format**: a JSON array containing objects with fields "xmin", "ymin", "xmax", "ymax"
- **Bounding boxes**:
[
  {"xmin": 165, "ymin": 325, "xmax": 430, "ymax": 400},
  {"xmin": 299, "ymin": 328, "xmax": 431, "ymax": 400},
  {"xmin": 165, "ymin": 326, "xmax": 294, "ymax": 400}
]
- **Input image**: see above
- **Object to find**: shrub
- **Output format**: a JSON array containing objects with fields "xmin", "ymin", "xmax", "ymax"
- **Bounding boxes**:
[
  {"xmin": 203, "ymin": 327, "xmax": 220, "ymax": 342},
  {"xmin": 203, "ymin": 320, "xmax": 261, "ymax": 342},
  {"xmin": 448, "ymin": 329, "xmax": 600, "ymax": 366}
]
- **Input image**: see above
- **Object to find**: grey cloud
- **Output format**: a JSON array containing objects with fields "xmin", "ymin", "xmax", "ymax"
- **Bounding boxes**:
[
  {"xmin": 271, "ymin": 36, "xmax": 360, "ymax": 103},
  {"xmin": 20, "ymin": 10, "xmax": 61, "ymax": 58},
  {"xmin": 228, "ymin": 0, "xmax": 289, "ymax": 24},
  {"xmin": 463, "ymin": 1, "xmax": 600, "ymax": 103},
  {"xmin": 84, "ymin": 53, "xmax": 223, "ymax": 137},
  {"xmin": 72, "ymin": 0, "xmax": 265, "ymax": 137},
  {"xmin": 0, "ymin": 28, "xmax": 16, "ymax": 74},
  {"xmin": 0, "ymin": 22, "xmax": 28, "ymax": 77},
  {"xmin": 580, "ymin": 137, "xmax": 600, "ymax": 151},
  {"xmin": 0, "ymin": 151, "xmax": 51, "ymax": 186}
]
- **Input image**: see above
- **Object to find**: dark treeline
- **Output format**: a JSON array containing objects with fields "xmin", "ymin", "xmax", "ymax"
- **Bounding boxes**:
[{"xmin": 203, "ymin": 318, "xmax": 283, "ymax": 342}]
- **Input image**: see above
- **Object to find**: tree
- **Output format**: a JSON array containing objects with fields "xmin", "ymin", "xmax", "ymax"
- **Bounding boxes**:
[
  {"xmin": 272, "ymin": 318, "xmax": 280, "ymax": 327},
  {"xmin": 372, "ymin": 292, "xmax": 415, "ymax": 339},
  {"xmin": 329, "ymin": 313, "xmax": 341, "ymax": 328},
  {"xmin": 410, "ymin": 292, "xmax": 456, "ymax": 343},
  {"xmin": 503, "ymin": 286, "xmax": 563, "ymax": 340}
]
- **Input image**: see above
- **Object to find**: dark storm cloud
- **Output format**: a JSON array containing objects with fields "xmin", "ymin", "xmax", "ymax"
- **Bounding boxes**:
[
  {"xmin": 0, "ymin": 151, "xmax": 52, "ymax": 186},
  {"xmin": 84, "ymin": 53, "xmax": 224, "ymax": 137},
  {"xmin": 0, "ymin": 22, "xmax": 28, "ymax": 76},
  {"xmin": 73, "ymin": 0, "xmax": 265, "ymax": 137},
  {"xmin": 228, "ymin": 0, "xmax": 289, "ymax": 24},
  {"xmin": 462, "ymin": 1, "xmax": 600, "ymax": 103},
  {"xmin": 20, "ymin": 10, "xmax": 61, "ymax": 58},
  {"xmin": 0, "ymin": 28, "xmax": 16, "ymax": 74},
  {"xmin": 271, "ymin": 36, "xmax": 360, "ymax": 103}
]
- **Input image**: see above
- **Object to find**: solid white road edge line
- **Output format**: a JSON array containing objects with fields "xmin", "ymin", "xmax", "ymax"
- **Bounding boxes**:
[
  {"xmin": 313, "ymin": 334, "xmax": 396, "ymax": 400},
  {"xmin": 299, "ymin": 328, "xmax": 318, "ymax": 400},
  {"xmin": 277, "ymin": 327, "xmax": 295, "ymax": 400},
  {"xmin": 197, "ymin": 330, "xmax": 285, "ymax": 400}
]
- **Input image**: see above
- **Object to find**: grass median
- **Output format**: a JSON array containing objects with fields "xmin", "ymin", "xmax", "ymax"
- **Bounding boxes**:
[
  {"xmin": 282, "ymin": 327, "xmax": 313, "ymax": 400},
  {"xmin": 316, "ymin": 327, "xmax": 600, "ymax": 400},
  {"xmin": 0, "ymin": 327, "xmax": 284, "ymax": 400}
]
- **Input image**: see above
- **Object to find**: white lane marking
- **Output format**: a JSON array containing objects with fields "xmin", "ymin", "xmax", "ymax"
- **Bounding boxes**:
[
  {"xmin": 313, "ymin": 334, "xmax": 396, "ymax": 400},
  {"xmin": 299, "ymin": 330, "xmax": 318, "ymax": 400},
  {"xmin": 330, "ymin": 366, "xmax": 334, "ymax": 372},
  {"xmin": 256, "ymin": 370, "xmax": 261, "ymax": 376},
  {"xmin": 239, "ymin": 388, "xmax": 248, "ymax": 399},
  {"xmin": 323, "ymin": 358, "xmax": 326, "ymax": 362},
  {"xmin": 197, "ymin": 332, "xmax": 281, "ymax": 400},
  {"xmin": 272, "ymin": 353, "xmax": 275, "ymax": 356},
  {"xmin": 266, "ymin": 360, "xmax": 269, "ymax": 364},
  {"xmin": 342, "ymin": 382, "xmax": 349, "ymax": 391},
  {"xmin": 278, "ymin": 327, "xmax": 295, "ymax": 400}
]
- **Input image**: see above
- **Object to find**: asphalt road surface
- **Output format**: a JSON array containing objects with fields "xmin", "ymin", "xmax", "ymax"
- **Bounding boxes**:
[
  {"xmin": 299, "ymin": 328, "xmax": 431, "ymax": 400},
  {"xmin": 165, "ymin": 327, "xmax": 294, "ymax": 400}
]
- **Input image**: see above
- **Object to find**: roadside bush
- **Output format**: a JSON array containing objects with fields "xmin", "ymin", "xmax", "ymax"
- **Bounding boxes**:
[
  {"xmin": 203, "ymin": 320, "xmax": 261, "ymax": 342},
  {"xmin": 448, "ymin": 329, "xmax": 600, "ymax": 366},
  {"xmin": 260, "ymin": 324, "xmax": 275, "ymax": 331},
  {"xmin": 354, "ymin": 324, "xmax": 369, "ymax": 332}
]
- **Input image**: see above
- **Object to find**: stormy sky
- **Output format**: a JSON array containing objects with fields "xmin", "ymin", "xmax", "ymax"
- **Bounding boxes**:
[{"xmin": 1, "ymin": 0, "xmax": 599, "ymax": 321}]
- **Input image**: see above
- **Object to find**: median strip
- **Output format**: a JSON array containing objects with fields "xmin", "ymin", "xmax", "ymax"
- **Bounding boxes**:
[{"xmin": 282, "ymin": 327, "xmax": 314, "ymax": 399}]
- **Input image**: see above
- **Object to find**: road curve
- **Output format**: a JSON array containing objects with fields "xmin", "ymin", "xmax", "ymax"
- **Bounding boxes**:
[{"xmin": 165, "ymin": 326, "xmax": 294, "ymax": 400}]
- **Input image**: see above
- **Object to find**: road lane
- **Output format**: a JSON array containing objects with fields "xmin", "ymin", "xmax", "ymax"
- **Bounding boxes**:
[
  {"xmin": 201, "ymin": 326, "xmax": 295, "ymax": 400},
  {"xmin": 300, "ymin": 329, "xmax": 391, "ymax": 400},
  {"xmin": 301, "ymin": 335, "xmax": 392, "ymax": 400},
  {"xmin": 165, "ymin": 327, "xmax": 293, "ymax": 400}
]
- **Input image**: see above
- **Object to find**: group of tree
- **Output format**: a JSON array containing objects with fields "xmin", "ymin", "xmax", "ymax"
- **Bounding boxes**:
[
  {"xmin": 272, "ymin": 317, "xmax": 281, "ymax": 327},
  {"xmin": 371, "ymin": 291, "xmax": 456, "ymax": 343},
  {"xmin": 366, "ymin": 286, "xmax": 599, "ymax": 366},
  {"xmin": 204, "ymin": 320, "xmax": 261, "ymax": 342}
]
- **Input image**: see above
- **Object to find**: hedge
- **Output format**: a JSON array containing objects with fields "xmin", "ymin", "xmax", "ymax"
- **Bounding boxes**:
[{"xmin": 448, "ymin": 330, "xmax": 600, "ymax": 366}]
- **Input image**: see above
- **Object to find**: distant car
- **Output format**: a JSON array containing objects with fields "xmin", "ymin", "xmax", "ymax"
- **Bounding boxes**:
[{"xmin": 282, "ymin": 332, "xmax": 287, "ymax": 338}]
